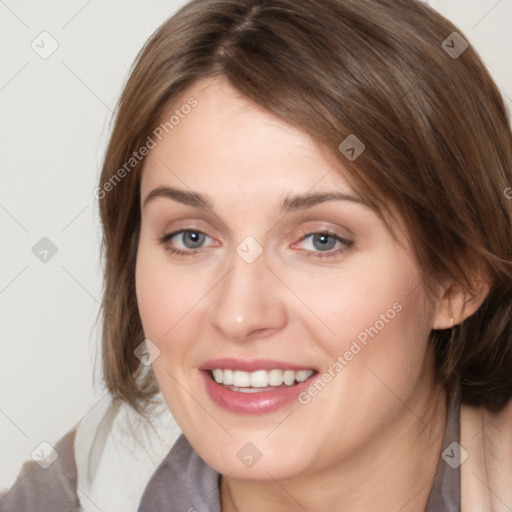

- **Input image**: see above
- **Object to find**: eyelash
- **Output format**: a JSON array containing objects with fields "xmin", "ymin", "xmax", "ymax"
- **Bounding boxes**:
[{"xmin": 158, "ymin": 227, "xmax": 354, "ymax": 261}]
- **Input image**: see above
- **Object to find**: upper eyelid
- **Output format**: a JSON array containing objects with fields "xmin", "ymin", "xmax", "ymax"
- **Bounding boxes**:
[
  {"xmin": 164, "ymin": 228, "xmax": 214, "ymax": 243},
  {"xmin": 146, "ymin": 203, "xmax": 234, "ymax": 236}
]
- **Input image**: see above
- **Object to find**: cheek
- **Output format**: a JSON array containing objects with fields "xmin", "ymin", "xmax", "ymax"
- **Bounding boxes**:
[
  {"xmin": 336, "ymin": 282, "xmax": 432, "ymax": 412},
  {"xmin": 283, "ymin": 245, "xmax": 426, "ymax": 351},
  {"xmin": 135, "ymin": 234, "xmax": 208, "ymax": 330},
  {"xmin": 135, "ymin": 243, "xmax": 203, "ymax": 420},
  {"xmin": 135, "ymin": 242, "xmax": 194, "ymax": 349},
  {"xmin": 293, "ymin": 246, "xmax": 433, "ymax": 400}
]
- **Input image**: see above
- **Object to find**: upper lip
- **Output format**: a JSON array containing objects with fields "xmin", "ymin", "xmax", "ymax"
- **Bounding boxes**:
[{"xmin": 199, "ymin": 358, "xmax": 317, "ymax": 372}]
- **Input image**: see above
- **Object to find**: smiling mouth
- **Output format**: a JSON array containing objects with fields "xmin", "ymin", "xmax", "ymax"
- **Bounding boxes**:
[{"xmin": 208, "ymin": 368, "xmax": 317, "ymax": 392}]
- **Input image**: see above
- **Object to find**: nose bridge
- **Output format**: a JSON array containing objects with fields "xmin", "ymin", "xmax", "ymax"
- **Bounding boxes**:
[{"xmin": 208, "ymin": 240, "xmax": 287, "ymax": 341}]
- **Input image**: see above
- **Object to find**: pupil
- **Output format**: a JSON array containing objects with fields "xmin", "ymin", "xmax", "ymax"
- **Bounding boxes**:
[
  {"xmin": 184, "ymin": 231, "xmax": 204, "ymax": 248},
  {"xmin": 313, "ymin": 234, "xmax": 335, "ymax": 251}
]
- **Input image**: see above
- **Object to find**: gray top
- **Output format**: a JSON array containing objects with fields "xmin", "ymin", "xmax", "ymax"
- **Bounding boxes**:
[
  {"xmin": 0, "ymin": 393, "xmax": 460, "ymax": 511},
  {"xmin": 425, "ymin": 390, "xmax": 461, "ymax": 511}
]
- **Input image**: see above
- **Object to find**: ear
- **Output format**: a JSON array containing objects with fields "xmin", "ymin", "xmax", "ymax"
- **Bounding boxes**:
[{"xmin": 432, "ymin": 265, "xmax": 493, "ymax": 330}]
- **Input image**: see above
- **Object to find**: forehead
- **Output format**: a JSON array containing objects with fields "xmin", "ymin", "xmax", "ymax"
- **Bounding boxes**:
[{"xmin": 141, "ymin": 77, "xmax": 354, "ymax": 200}]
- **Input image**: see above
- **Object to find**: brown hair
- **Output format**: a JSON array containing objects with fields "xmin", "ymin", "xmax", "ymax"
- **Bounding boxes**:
[{"xmin": 97, "ymin": 0, "xmax": 512, "ymax": 416}]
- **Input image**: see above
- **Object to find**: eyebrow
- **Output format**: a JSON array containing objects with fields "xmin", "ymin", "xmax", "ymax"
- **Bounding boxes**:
[{"xmin": 142, "ymin": 186, "xmax": 370, "ymax": 213}]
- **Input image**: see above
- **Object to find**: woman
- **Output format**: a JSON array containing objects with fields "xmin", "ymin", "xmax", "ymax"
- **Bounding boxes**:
[{"xmin": 2, "ymin": 0, "xmax": 512, "ymax": 510}]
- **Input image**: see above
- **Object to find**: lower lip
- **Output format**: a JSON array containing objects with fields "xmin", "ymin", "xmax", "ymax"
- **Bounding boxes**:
[{"xmin": 200, "ymin": 370, "xmax": 317, "ymax": 414}]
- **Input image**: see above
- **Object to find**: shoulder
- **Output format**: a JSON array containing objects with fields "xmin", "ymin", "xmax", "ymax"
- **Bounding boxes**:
[
  {"xmin": 0, "ymin": 426, "xmax": 80, "ymax": 512},
  {"xmin": 0, "ymin": 392, "xmax": 184, "ymax": 512},
  {"xmin": 0, "ymin": 393, "xmax": 117, "ymax": 512},
  {"xmin": 76, "ymin": 393, "xmax": 181, "ymax": 510}
]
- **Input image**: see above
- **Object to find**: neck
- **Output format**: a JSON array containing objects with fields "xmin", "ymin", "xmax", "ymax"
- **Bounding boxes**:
[{"xmin": 220, "ymin": 381, "xmax": 448, "ymax": 512}]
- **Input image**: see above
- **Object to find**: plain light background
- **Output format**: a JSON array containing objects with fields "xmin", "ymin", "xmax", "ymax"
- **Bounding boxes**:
[{"xmin": 1, "ymin": 0, "xmax": 511, "ymax": 492}]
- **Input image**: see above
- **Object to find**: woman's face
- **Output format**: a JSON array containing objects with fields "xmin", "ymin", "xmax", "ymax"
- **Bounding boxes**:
[{"xmin": 135, "ymin": 76, "xmax": 440, "ymax": 480}]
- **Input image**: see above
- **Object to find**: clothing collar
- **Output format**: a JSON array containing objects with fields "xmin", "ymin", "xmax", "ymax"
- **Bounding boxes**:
[{"xmin": 137, "ymin": 434, "xmax": 220, "ymax": 512}]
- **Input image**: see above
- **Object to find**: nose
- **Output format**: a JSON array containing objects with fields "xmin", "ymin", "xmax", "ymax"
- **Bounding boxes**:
[{"xmin": 208, "ymin": 248, "xmax": 288, "ymax": 342}]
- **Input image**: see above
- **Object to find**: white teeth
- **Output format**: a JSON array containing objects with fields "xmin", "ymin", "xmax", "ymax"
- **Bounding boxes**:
[
  {"xmin": 283, "ymin": 370, "xmax": 295, "ymax": 386},
  {"xmin": 295, "ymin": 370, "xmax": 312, "ymax": 383},
  {"xmin": 210, "ymin": 368, "xmax": 314, "ymax": 388},
  {"xmin": 250, "ymin": 370, "xmax": 269, "ymax": 388},
  {"xmin": 233, "ymin": 370, "xmax": 250, "ymax": 387},
  {"xmin": 268, "ymin": 369, "xmax": 284, "ymax": 386},
  {"xmin": 223, "ymin": 369, "xmax": 233, "ymax": 385}
]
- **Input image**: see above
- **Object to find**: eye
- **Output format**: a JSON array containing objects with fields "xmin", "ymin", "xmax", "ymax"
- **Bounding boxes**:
[
  {"xmin": 158, "ymin": 228, "xmax": 353, "ymax": 260},
  {"xmin": 294, "ymin": 230, "xmax": 354, "ymax": 260},
  {"xmin": 159, "ymin": 229, "xmax": 213, "ymax": 256}
]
